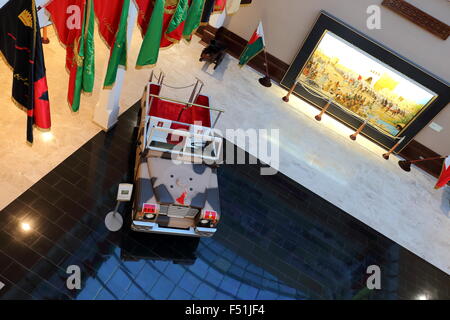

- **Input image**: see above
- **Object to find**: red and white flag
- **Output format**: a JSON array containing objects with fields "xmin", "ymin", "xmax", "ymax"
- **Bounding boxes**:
[
  {"xmin": 435, "ymin": 157, "xmax": 450, "ymax": 189},
  {"xmin": 238, "ymin": 21, "xmax": 265, "ymax": 66}
]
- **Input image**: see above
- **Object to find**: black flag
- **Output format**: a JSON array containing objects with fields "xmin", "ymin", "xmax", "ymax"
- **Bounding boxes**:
[
  {"xmin": 200, "ymin": 0, "xmax": 215, "ymax": 26},
  {"xmin": 200, "ymin": 0, "xmax": 253, "ymax": 26},
  {"xmin": 0, "ymin": 0, "xmax": 51, "ymax": 143}
]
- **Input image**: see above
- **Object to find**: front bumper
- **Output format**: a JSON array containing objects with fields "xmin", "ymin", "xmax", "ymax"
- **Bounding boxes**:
[{"xmin": 131, "ymin": 220, "xmax": 217, "ymax": 237}]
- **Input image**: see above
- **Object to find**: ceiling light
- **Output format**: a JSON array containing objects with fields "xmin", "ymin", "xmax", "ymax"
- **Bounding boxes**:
[{"xmin": 20, "ymin": 222, "xmax": 31, "ymax": 232}]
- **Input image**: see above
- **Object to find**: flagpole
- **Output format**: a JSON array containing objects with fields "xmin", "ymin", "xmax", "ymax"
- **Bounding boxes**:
[
  {"xmin": 398, "ymin": 156, "xmax": 447, "ymax": 172},
  {"xmin": 258, "ymin": 48, "xmax": 272, "ymax": 87},
  {"xmin": 263, "ymin": 50, "xmax": 270, "ymax": 77}
]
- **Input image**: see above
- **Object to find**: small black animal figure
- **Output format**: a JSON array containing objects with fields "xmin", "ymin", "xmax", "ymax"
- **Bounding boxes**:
[{"xmin": 200, "ymin": 39, "xmax": 227, "ymax": 70}]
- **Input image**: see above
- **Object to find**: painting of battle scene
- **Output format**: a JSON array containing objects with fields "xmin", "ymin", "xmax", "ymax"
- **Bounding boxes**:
[{"xmin": 298, "ymin": 31, "xmax": 437, "ymax": 136}]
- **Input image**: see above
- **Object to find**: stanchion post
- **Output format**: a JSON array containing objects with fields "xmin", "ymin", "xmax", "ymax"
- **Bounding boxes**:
[
  {"xmin": 282, "ymin": 81, "xmax": 297, "ymax": 102},
  {"xmin": 315, "ymin": 100, "xmax": 332, "ymax": 121},
  {"xmin": 350, "ymin": 120, "xmax": 368, "ymax": 141},
  {"xmin": 382, "ymin": 136, "xmax": 405, "ymax": 160}
]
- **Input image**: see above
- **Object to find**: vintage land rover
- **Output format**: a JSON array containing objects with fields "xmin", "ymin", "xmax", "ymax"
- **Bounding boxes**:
[{"xmin": 131, "ymin": 72, "xmax": 224, "ymax": 237}]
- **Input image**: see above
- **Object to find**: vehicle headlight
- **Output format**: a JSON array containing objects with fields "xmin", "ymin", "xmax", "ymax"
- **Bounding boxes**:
[
  {"xmin": 145, "ymin": 213, "xmax": 156, "ymax": 219},
  {"xmin": 136, "ymin": 203, "xmax": 159, "ymax": 220}
]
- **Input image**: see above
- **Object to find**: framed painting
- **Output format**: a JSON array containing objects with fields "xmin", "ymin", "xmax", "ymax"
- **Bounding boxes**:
[{"xmin": 281, "ymin": 11, "xmax": 450, "ymax": 152}]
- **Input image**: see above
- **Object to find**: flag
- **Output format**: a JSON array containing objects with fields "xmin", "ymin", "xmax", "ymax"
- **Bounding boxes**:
[
  {"xmin": 183, "ymin": 0, "xmax": 205, "ymax": 41},
  {"xmin": 158, "ymin": 1, "xmax": 183, "ymax": 47},
  {"xmin": 82, "ymin": 0, "xmax": 95, "ymax": 93},
  {"xmin": 176, "ymin": 190, "xmax": 187, "ymax": 205},
  {"xmin": 0, "ymin": 0, "xmax": 51, "ymax": 143},
  {"xmin": 238, "ymin": 21, "xmax": 265, "ymax": 66},
  {"xmin": 161, "ymin": 0, "xmax": 189, "ymax": 48},
  {"xmin": 46, "ymin": 0, "xmax": 95, "ymax": 112},
  {"xmin": 135, "ymin": 0, "xmax": 154, "ymax": 36},
  {"xmin": 94, "ymin": 0, "xmax": 124, "ymax": 47},
  {"xmin": 136, "ymin": 0, "xmax": 165, "ymax": 67},
  {"xmin": 213, "ymin": 0, "xmax": 226, "ymax": 13},
  {"xmin": 226, "ymin": 0, "xmax": 241, "ymax": 15},
  {"xmin": 97, "ymin": 0, "xmax": 131, "ymax": 87},
  {"xmin": 76, "ymin": 0, "xmax": 95, "ymax": 97},
  {"xmin": 435, "ymin": 157, "xmax": 450, "ymax": 189},
  {"xmin": 201, "ymin": 0, "xmax": 252, "ymax": 26},
  {"xmin": 200, "ymin": 0, "xmax": 215, "ymax": 25}
]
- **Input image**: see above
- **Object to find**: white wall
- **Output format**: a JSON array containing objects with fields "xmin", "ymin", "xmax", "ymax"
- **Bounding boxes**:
[{"xmin": 225, "ymin": 0, "xmax": 450, "ymax": 154}]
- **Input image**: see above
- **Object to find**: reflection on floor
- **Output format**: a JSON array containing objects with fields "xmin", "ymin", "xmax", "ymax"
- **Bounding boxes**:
[{"xmin": 0, "ymin": 104, "xmax": 448, "ymax": 300}]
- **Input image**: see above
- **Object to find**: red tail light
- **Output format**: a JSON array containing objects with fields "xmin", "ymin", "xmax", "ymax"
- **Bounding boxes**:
[
  {"xmin": 143, "ymin": 203, "xmax": 158, "ymax": 214},
  {"xmin": 200, "ymin": 210, "xmax": 220, "ymax": 226},
  {"xmin": 204, "ymin": 210, "xmax": 218, "ymax": 221},
  {"xmin": 136, "ymin": 203, "xmax": 159, "ymax": 220}
]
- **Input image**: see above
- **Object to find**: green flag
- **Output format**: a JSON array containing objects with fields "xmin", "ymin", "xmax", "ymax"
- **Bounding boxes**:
[
  {"xmin": 183, "ymin": 0, "xmax": 205, "ymax": 41},
  {"xmin": 72, "ymin": 0, "xmax": 93, "ymax": 111},
  {"xmin": 136, "ymin": 0, "xmax": 165, "ymax": 67},
  {"xmin": 83, "ymin": 0, "xmax": 95, "ymax": 93},
  {"xmin": 239, "ymin": 21, "xmax": 265, "ymax": 67},
  {"xmin": 164, "ymin": 0, "xmax": 188, "ymax": 44},
  {"xmin": 71, "ymin": 53, "xmax": 84, "ymax": 112},
  {"xmin": 47, "ymin": 0, "xmax": 95, "ymax": 112},
  {"xmin": 104, "ymin": 0, "xmax": 130, "ymax": 87}
]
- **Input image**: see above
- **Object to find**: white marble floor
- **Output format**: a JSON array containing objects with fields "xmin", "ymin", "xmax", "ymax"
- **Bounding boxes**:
[{"xmin": 1, "ymin": 28, "xmax": 449, "ymax": 275}]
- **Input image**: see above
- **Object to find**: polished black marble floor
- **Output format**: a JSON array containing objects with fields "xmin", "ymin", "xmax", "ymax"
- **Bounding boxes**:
[{"xmin": 0, "ymin": 103, "xmax": 449, "ymax": 300}]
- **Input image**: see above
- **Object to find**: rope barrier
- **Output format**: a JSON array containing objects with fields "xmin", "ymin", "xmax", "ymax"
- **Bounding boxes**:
[
  {"xmin": 160, "ymin": 77, "xmax": 203, "ymax": 90},
  {"xmin": 300, "ymin": 81, "xmax": 332, "ymax": 100},
  {"xmin": 161, "ymin": 82, "xmax": 196, "ymax": 90},
  {"xmin": 148, "ymin": 94, "xmax": 225, "ymax": 113},
  {"xmin": 298, "ymin": 80, "xmax": 403, "ymax": 140}
]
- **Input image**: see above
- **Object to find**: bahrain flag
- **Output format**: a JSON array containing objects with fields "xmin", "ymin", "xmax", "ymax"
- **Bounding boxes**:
[{"xmin": 238, "ymin": 21, "xmax": 265, "ymax": 66}]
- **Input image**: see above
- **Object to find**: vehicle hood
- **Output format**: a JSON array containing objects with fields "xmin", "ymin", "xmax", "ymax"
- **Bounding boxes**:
[{"xmin": 147, "ymin": 157, "xmax": 214, "ymax": 208}]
